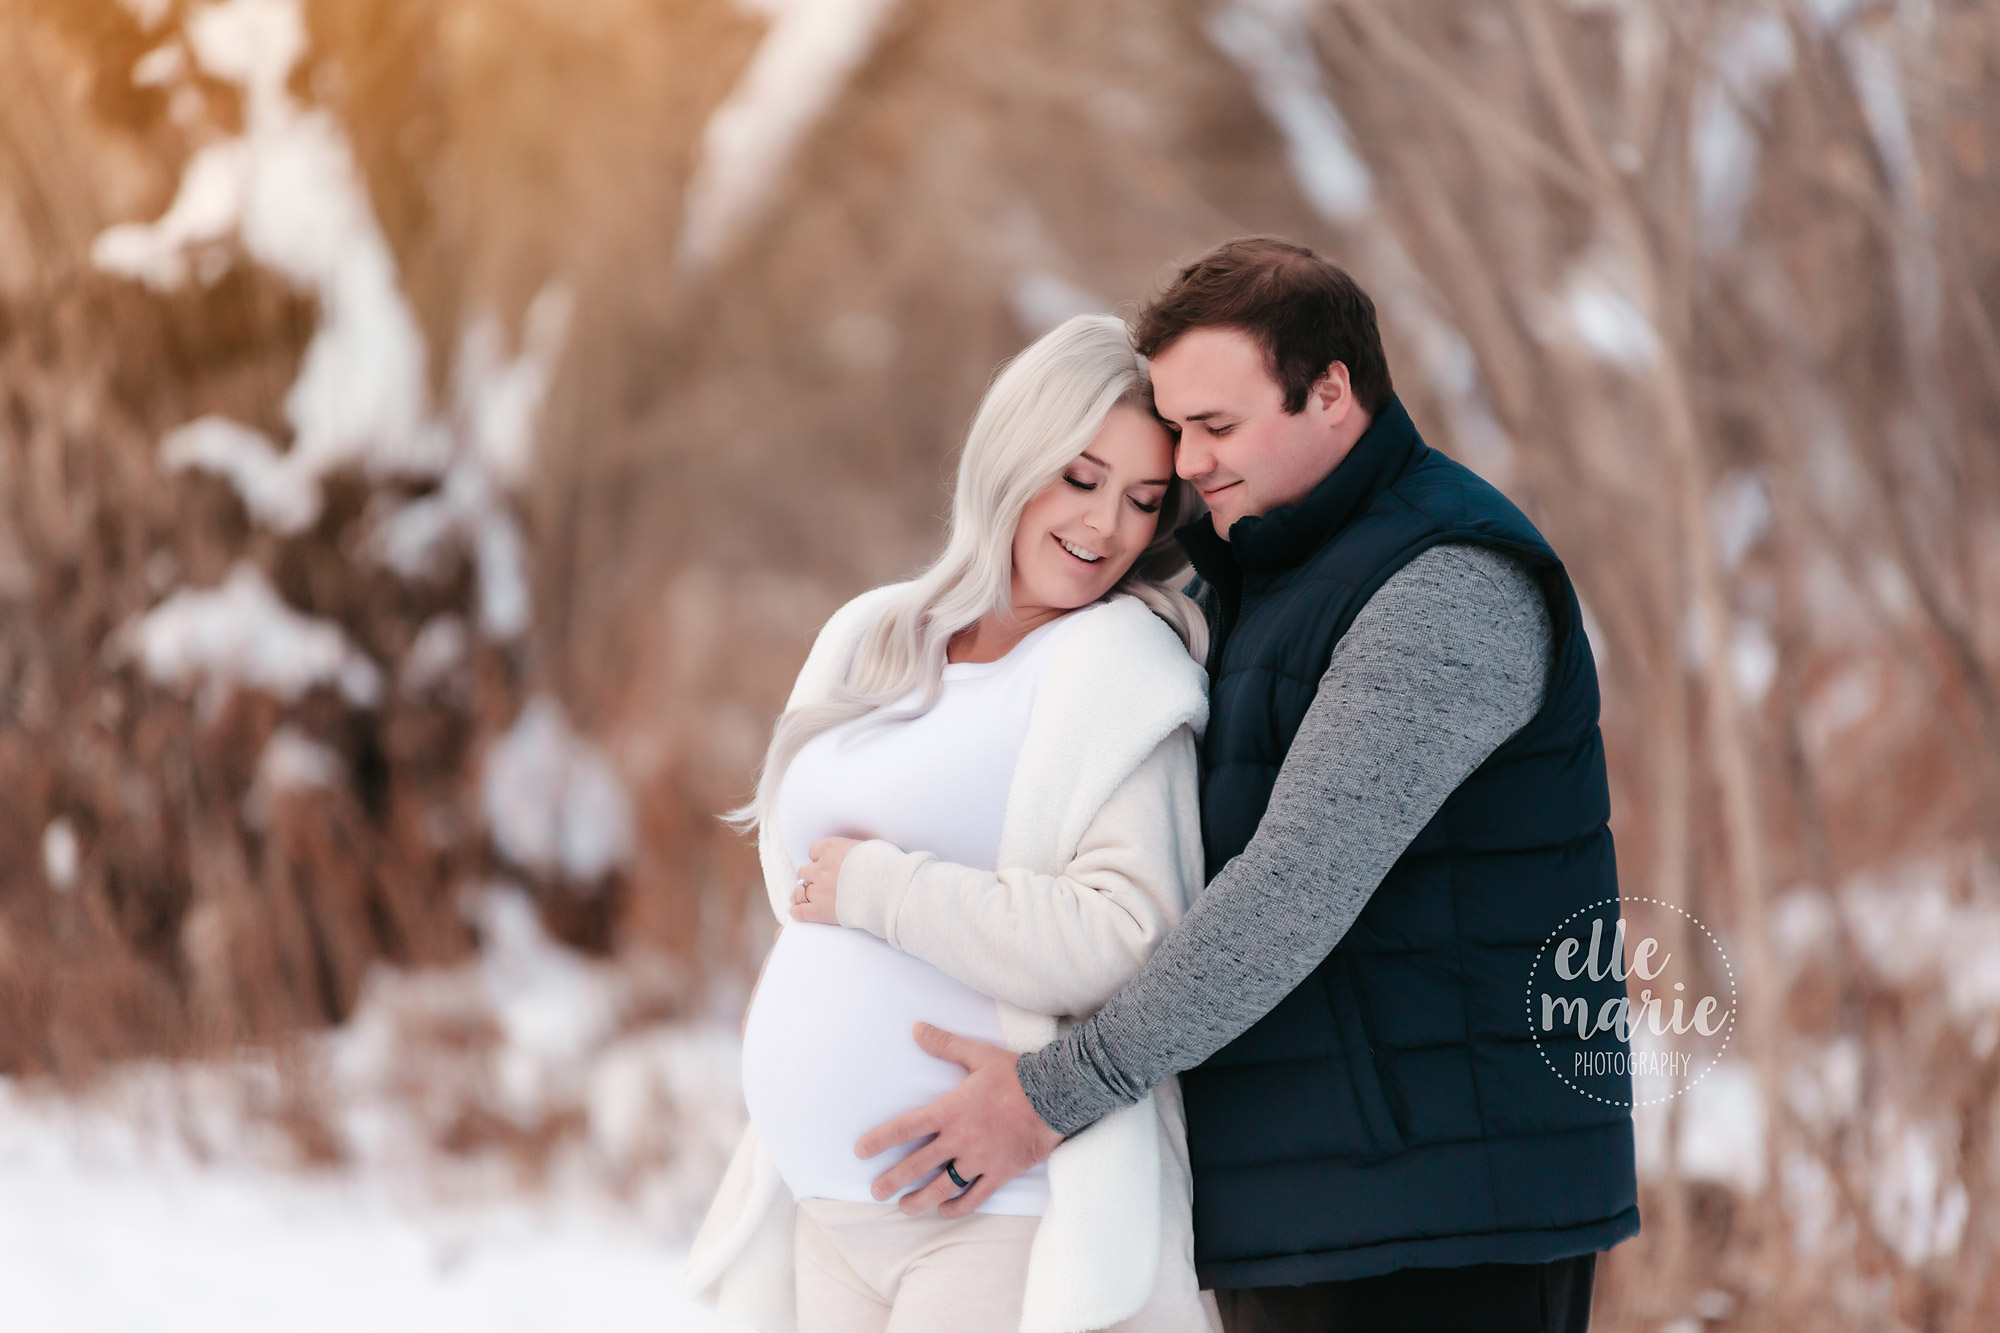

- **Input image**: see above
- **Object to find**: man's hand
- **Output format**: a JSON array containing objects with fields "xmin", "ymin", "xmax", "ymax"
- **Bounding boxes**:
[
  {"xmin": 792, "ymin": 837, "xmax": 858, "ymax": 925},
  {"xmin": 857, "ymin": 1023, "xmax": 1064, "ymax": 1218}
]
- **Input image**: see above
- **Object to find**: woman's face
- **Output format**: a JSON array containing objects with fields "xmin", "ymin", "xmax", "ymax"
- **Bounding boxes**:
[{"xmin": 1010, "ymin": 405, "xmax": 1176, "ymax": 617}]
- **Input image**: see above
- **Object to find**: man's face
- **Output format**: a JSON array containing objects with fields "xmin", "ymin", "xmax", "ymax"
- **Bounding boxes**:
[{"xmin": 1149, "ymin": 326, "xmax": 1366, "ymax": 538}]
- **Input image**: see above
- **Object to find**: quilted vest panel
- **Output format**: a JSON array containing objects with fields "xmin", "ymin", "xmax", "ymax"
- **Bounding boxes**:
[{"xmin": 1176, "ymin": 399, "xmax": 1639, "ymax": 1287}]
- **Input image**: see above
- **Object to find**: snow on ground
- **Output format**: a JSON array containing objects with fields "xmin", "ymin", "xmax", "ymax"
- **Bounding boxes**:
[
  {"xmin": 0, "ymin": 1102, "xmax": 744, "ymax": 1333},
  {"xmin": 0, "ymin": 885, "xmax": 753, "ymax": 1332}
]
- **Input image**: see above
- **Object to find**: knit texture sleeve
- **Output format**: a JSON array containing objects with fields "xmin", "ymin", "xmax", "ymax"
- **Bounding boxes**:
[{"xmin": 1017, "ymin": 542, "xmax": 1555, "ymax": 1134}]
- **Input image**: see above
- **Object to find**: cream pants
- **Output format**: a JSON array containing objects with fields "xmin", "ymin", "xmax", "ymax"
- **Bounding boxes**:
[{"xmin": 794, "ymin": 1197, "xmax": 1040, "ymax": 1333}]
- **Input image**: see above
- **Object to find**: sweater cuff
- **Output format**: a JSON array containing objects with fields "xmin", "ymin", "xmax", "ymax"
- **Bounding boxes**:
[
  {"xmin": 834, "ymin": 840, "xmax": 930, "ymax": 943},
  {"xmin": 1017, "ymin": 1032, "xmax": 1124, "ymax": 1137}
]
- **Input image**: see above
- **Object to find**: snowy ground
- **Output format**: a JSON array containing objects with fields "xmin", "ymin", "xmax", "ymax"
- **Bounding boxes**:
[
  {"xmin": 0, "ymin": 886, "xmax": 754, "ymax": 1332},
  {"xmin": 0, "ymin": 1107, "xmax": 743, "ymax": 1332}
]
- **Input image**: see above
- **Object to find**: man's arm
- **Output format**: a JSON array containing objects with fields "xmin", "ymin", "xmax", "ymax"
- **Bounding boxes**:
[
  {"xmin": 1017, "ymin": 541, "xmax": 1556, "ymax": 1134},
  {"xmin": 859, "ymin": 540, "xmax": 1557, "ymax": 1216}
]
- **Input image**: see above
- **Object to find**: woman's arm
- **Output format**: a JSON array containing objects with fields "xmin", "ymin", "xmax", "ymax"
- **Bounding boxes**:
[{"xmin": 828, "ymin": 725, "xmax": 1203, "ymax": 1017}]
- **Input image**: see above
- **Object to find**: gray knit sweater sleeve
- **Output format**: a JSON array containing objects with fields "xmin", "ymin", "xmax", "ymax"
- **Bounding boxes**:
[{"xmin": 1016, "ymin": 542, "xmax": 1555, "ymax": 1135}]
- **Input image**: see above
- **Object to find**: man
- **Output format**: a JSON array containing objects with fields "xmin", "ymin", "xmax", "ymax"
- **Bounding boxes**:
[{"xmin": 858, "ymin": 237, "xmax": 1637, "ymax": 1332}]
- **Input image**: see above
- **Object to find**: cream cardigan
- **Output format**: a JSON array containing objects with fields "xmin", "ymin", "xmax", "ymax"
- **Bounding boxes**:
[{"xmin": 687, "ymin": 584, "xmax": 1219, "ymax": 1333}]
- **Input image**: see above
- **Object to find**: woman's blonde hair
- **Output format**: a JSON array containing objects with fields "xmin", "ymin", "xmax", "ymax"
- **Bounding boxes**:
[{"xmin": 728, "ymin": 312, "xmax": 1206, "ymax": 834}]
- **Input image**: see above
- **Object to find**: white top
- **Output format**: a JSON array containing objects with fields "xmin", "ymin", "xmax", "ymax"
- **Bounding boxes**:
[{"xmin": 740, "ymin": 606, "xmax": 1102, "ymax": 1216}]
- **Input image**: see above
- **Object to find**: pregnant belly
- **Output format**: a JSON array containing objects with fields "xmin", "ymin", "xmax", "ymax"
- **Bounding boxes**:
[{"xmin": 740, "ymin": 922, "xmax": 1050, "ymax": 1216}]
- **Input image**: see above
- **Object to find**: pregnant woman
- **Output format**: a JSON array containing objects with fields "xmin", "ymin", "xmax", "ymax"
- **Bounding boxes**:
[{"xmin": 687, "ymin": 315, "xmax": 1218, "ymax": 1333}]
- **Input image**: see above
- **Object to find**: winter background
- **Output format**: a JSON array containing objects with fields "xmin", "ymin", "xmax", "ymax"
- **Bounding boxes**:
[{"xmin": 1, "ymin": 0, "xmax": 1997, "ymax": 1329}]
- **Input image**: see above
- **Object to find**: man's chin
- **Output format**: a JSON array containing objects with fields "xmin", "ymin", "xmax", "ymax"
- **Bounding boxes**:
[{"xmin": 1201, "ymin": 485, "xmax": 1250, "ymax": 537}]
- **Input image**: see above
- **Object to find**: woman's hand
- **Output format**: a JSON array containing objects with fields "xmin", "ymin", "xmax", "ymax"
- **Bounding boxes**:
[{"xmin": 792, "ymin": 837, "xmax": 860, "ymax": 924}]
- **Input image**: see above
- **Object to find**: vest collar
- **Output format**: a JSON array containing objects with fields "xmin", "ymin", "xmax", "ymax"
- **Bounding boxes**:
[{"xmin": 1177, "ymin": 396, "xmax": 1422, "ymax": 583}]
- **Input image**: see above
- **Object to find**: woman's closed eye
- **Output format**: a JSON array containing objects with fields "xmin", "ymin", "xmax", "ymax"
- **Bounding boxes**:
[{"xmin": 1064, "ymin": 474, "xmax": 1162, "ymax": 513}]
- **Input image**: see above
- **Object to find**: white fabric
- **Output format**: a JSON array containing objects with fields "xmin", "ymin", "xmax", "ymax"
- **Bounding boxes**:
[
  {"xmin": 743, "ymin": 925, "xmax": 1051, "ymax": 1213},
  {"xmin": 688, "ymin": 583, "xmax": 1218, "ymax": 1333},
  {"xmin": 793, "ymin": 1198, "xmax": 1041, "ymax": 1333},
  {"xmin": 744, "ymin": 611, "xmax": 1086, "ymax": 1215},
  {"xmin": 773, "ymin": 610, "xmax": 1078, "ymax": 871},
  {"xmin": 831, "ymin": 730, "xmax": 1203, "ymax": 1021},
  {"xmin": 834, "ymin": 732, "xmax": 1220, "ymax": 1333}
]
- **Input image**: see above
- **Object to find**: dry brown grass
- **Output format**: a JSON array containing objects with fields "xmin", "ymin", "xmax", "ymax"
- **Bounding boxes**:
[{"xmin": 1, "ymin": 0, "xmax": 1997, "ymax": 1325}]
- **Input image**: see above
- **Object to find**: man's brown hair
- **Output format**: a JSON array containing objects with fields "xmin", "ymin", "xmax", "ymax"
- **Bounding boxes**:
[{"xmin": 1132, "ymin": 236, "xmax": 1394, "ymax": 417}]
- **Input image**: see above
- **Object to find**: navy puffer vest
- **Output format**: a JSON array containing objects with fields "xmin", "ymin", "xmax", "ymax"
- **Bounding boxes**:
[{"xmin": 1178, "ymin": 398, "xmax": 1639, "ymax": 1288}]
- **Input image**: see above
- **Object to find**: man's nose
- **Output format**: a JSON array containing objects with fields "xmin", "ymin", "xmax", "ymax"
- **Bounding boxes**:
[{"xmin": 1175, "ymin": 437, "xmax": 1213, "ymax": 482}]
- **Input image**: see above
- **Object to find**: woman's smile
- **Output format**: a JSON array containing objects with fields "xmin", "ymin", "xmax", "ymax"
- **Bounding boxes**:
[
  {"xmin": 1002, "ymin": 403, "xmax": 1176, "ymax": 629},
  {"xmin": 1054, "ymin": 534, "xmax": 1104, "ymax": 564},
  {"xmin": 710, "ymin": 314, "xmax": 1213, "ymax": 1330}
]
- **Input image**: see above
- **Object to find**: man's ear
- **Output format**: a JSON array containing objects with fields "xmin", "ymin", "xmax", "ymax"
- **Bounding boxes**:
[{"xmin": 1312, "ymin": 361, "xmax": 1356, "ymax": 422}]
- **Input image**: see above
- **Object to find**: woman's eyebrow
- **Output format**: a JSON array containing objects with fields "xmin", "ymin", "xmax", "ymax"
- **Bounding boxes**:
[{"xmin": 1078, "ymin": 451, "xmax": 1172, "ymax": 486}]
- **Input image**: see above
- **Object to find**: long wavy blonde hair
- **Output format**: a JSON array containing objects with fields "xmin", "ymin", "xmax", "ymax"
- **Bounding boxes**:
[{"xmin": 728, "ymin": 313, "xmax": 1206, "ymax": 835}]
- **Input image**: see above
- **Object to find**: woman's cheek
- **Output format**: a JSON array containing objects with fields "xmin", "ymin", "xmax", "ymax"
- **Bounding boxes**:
[{"xmin": 1125, "ymin": 514, "xmax": 1154, "ymax": 564}]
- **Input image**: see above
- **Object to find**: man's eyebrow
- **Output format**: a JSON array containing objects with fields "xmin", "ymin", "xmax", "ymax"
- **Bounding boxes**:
[
  {"xmin": 1180, "ymin": 409, "xmax": 1229, "ymax": 422},
  {"xmin": 1078, "ymin": 451, "xmax": 1172, "ymax": 487}
]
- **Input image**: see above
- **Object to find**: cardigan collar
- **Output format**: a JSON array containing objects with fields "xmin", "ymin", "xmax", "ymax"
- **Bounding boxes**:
[{"xmin": 1177, "ymin": 395, "xmax": 1422, "ymax": 586}]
